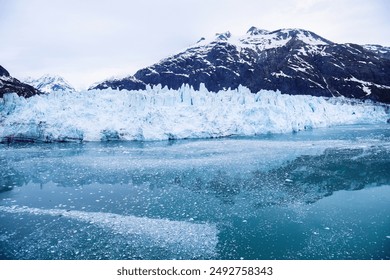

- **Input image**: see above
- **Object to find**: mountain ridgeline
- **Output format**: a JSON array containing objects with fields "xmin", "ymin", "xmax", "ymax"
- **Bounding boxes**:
[{"xmin": 91, "ymin": 27, "xmax": 390, "ymax": 103}]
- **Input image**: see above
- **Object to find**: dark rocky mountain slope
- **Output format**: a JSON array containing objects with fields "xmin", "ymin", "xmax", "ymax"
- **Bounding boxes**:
[
  {"xmin": 91, "ymin": 28, "xmax": 390, "ymax": 103},
  {"xmin": 0, "ymin": 65, "xmax": 41, "ymax": 98}
]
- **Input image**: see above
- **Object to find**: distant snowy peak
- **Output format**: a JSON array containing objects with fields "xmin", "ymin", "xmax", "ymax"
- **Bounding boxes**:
[
  {"xmin": 23, "ymin": 75, "xmax": 75, "ymax": 93},
  {"xmin": 0, "ymin": 65, "xmax": 10, "ymax": 77},
  {"xmin": 246, "ymin": 26, "xmax": 269, "ymax": 36}
]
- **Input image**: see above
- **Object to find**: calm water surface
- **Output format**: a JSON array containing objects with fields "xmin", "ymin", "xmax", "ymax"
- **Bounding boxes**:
[{"xmin": 0, "ymin": 124, "xmax": 389, "ymax": 259}]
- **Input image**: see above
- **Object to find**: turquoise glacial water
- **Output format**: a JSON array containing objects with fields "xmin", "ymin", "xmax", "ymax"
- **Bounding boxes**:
[{"xmin": 0, "ymin": 124, "xmax": 389, "ymax": 259}]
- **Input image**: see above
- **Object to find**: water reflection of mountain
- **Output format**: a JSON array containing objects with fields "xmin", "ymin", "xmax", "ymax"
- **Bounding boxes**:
[
  {"xmin": 1, "ymin": 143, "xmax": 389, "ymax": 206},
  {"xmin": 249, "ymin": 146, "xmax": 390, "ymax": 207},
  {"xmin": 179, "ymin": 146, "xmax": 390, "ymax": 206},
  {"xmin": 0, "ymin": 158, "xmax": 24, "ymax": 193}
]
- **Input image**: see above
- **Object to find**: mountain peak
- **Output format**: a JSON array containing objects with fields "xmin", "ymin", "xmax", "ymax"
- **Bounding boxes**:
[
  {"xmin": 246, "ymin": 26, "xmax": 269, "ymax": 36},
  {"xmin": 0, "ymin": 65, "xmax": 11, "ymax": 77},
  {"xmin": 23, "ymin": 74, "xmax": 75, "ymax": 93},
  {"xmin": 196, "ymin": 37, "xmax": 206, "ymax": 44},
  {"xmin": 215, "ymin": 31, "xmax": 231, "ymax": 41}
]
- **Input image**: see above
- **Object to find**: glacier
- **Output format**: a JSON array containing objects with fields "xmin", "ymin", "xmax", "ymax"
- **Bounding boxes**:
[{"xmin": 0, "ymin": 84, "xmax": 389, "ymax": 142}]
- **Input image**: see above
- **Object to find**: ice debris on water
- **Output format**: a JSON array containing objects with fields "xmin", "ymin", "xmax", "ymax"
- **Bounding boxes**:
[{"xmin": 0, "ymin": 205, "xmax": 218, "ymax": 258}]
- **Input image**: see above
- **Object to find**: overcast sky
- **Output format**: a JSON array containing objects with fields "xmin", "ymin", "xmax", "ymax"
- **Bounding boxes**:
[{"xmin": 1, "ymin": 0, "xmax": 389, "ymax": 89}]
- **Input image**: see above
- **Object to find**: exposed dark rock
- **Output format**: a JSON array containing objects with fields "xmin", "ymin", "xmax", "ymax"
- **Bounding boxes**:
[{"xmin": 0, "ymin": 65, "xmax": 41, "ymax": 98}]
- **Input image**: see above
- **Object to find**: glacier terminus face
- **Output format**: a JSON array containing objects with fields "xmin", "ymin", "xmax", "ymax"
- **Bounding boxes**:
[{"xmin": 0, "ymin": 85, "xmax": 389, "ymax": 143}]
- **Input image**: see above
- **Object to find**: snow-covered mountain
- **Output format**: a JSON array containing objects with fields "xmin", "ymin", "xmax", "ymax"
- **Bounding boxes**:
[
  {"xmin": 0, "ymin": 65, "xmax": 41, "ymax": 98},
  {"xmin": 23, "ymin": 75, "xmax": 75, "ymax": 93},
  {"xmin": 91, "ymin": 27, "xmax": 390, "ymax": 103}
]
